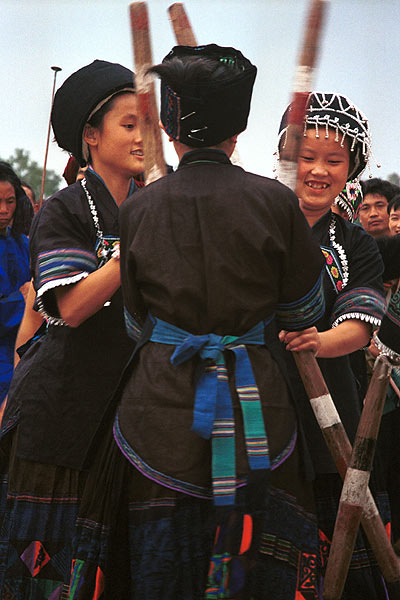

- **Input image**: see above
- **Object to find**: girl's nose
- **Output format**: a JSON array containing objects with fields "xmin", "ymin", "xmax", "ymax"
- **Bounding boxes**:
[{"xmin": 310, "ymin": 161, "xmax": 328, "ymax": 176}]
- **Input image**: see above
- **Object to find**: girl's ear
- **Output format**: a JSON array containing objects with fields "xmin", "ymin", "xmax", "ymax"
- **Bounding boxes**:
[
  {"xmin": 83, "ymin": 124, "xmax": 98, "ymax": 148},
  {"xmin": 159, "ymin": 120, "xmax": 174, "ymax": 142}
]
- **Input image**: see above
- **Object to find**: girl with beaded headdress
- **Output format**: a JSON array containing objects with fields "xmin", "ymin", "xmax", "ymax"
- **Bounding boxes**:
[
  {"xmin": 0, "ymin": 60, "xmax": 144, "ymax": 595},
  {"xmin": 278, "ymin": 92, "xmax": 390, "ymax": 598}
]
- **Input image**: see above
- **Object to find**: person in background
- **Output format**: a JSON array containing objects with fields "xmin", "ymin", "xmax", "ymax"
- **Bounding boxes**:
[
  {"xmin": 388, "ymin": 194, "xmax": 400, "ymax": 236},
  {"xmin": 370, "ymin": 191, "xmax": 400, "ymax": 555},
  {"xmin": 0, "ymin": 162, "xmax": 30, "ymax": 411},
  {"xmin": 21, "ymin": 181, "xmax": 39, "ymax": 214},
  {"xmin": 359, "ymin": 177, "xmax": 399, "ymax": 238}
]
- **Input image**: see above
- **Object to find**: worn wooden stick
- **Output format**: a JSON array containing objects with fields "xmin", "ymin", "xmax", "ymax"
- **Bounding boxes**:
[
  {"xmin": 279, "ymin": 0, "xmax": 329, "ymax": 191},
  {"xmin": 294, "ymin": 351, "xmax": 400, "ymax": 589},
  {"xmin": 168, "ymin": 3, "xmax": 197, "ymax": 46},
  {"xmin": 390, "ymin": 375, "xmax": 400, "ymax": 400},
  {"xmin": 130, "ymin": 2, "xmax": 166, "ymax": 184},
  {"xmin": 323, "ymin": 355, "xmax": 392, "ymax": 599}
]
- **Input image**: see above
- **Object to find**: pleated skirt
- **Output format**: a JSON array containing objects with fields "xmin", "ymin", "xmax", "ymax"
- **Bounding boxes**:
[{"xmin": 0, "ymin": 424, "xmax": 393, "ymax": 600}]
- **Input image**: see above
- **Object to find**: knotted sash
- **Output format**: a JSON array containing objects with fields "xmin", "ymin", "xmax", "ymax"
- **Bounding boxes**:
[{"xmin": 150, "ymin": 315, "xmax": 272, "ymax": 506}]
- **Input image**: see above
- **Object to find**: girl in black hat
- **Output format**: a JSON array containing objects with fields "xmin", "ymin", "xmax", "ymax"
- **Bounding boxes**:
[{"xmin": 0, "ymin": 60, "xmax": 143, "ymax": 596}]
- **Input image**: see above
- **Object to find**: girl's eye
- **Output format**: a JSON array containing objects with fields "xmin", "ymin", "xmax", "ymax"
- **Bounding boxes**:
[
  {"xmin": 123, "ymin": 123, "xmax": 135, "ymax": 129},
  {"xmin": 328, "ymin": 160, "xmax": 342, "ymax": 165},
  {"xmin": 300, "ymin": 155, "xmax": 313, "ymax": 161}
]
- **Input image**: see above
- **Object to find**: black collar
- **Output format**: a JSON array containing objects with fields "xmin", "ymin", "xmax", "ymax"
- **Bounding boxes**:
[{"xmin": 178, "ymin": 148, "xmax": 232, "ymax": 169}]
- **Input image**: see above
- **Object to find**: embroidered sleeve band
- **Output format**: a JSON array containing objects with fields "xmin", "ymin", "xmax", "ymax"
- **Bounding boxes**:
[
  {"xmin": 276, "ymin": 270, "xmax": 325, "ymax": 330},
  {"xmin": 331, "ymin": 287, "xmax": 386, "ymax": 329},
  {"xmin": 36, "ymin": 248, "xmax": 98, "ymax": 326}
]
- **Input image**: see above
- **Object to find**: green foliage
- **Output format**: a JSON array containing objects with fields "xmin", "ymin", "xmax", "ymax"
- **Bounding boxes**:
[
  {"xmin": 1, "ymin": 148, "xmax": 61, "ymax": 200},
  {"xmin": 387, "ymin": 172, "xmax": 400, "ymax": 187}
]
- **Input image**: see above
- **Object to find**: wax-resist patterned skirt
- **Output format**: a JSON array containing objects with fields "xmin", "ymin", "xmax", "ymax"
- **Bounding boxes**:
[
  {"xmin": 66, "ymin": 419, "xmax": 393, "ymax": 600},
  {"xmin": 0, "ymin": 428, "xmax": 86, "ymax": 599}
]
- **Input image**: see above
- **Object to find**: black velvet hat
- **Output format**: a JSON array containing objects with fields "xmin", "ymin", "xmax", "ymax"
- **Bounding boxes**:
[
  {"xmin": 51, "ymin": 60, "xmax": 135, "ymax": 166},
  {"xmin": 157, "ymin": 44, "xmax": 257, "ymax": 147}
]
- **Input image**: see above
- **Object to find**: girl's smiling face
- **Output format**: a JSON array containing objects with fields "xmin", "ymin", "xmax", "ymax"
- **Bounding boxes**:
[
  {"xmin": 295, "ymin": 128, "xmax": 350, "ymax": 226},
  {"xmin": 85, "ymin": 93, "xmax": 143, "ymax": 181}
]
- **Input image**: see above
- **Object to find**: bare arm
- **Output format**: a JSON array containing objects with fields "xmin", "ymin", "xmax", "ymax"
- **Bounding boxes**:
[
  {"xmin": 279, "ymin": 320, "xmax": 371, "ymax": 358},
  {"xmin": 55, "ymin": 256, "xmax": 121, "ymax": 328},
  {"xmin": 14, "ymin": 281, "xmax": 44, "ymax": 368}
]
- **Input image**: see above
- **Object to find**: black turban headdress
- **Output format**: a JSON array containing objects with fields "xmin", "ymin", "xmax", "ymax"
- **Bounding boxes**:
[
  {"xmin": 51, "ymin": 59, "xmax": 135, "ymax": 166},
  {"xmin": 158, "ymin": 44, "xmax": 257, "ymax": 147},
  {"xmin": 278, "ymin": 92, "xmax": 371, "ymax": 180}
]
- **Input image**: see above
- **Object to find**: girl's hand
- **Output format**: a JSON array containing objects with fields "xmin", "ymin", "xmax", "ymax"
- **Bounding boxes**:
[{"xmin": 279, "ymin": 326, "xmax": 321, "ymax": 356}]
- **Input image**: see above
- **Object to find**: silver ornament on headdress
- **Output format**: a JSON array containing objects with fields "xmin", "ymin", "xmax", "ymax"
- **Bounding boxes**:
[{"xmin": 275, "ymin": 92, "xmax": 380, "ymax": 182}]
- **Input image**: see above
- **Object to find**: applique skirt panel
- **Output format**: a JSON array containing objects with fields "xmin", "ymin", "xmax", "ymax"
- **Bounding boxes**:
[
  {"xmin": 68, "ymin": 424, "xmax": 392, "ymax": 600},
  {"xmin": 0, "ymin": 429, "xmax": 86, "ymax": 599}
]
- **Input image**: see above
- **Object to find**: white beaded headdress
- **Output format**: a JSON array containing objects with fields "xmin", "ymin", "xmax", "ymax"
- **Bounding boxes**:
[{"xmin": 277, "ymin": 92, "xmax": 373, "ymax": 180}]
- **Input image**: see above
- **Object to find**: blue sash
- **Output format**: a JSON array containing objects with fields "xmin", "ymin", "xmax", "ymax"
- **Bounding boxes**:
[{"xmin": 150, "ymin": 315, "xmax": 272, "ymax": 506}]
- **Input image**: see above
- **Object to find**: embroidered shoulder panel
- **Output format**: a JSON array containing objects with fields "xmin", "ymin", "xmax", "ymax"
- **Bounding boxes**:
[
  {"xmin": 95, "ymin": 235, "xmax": 120, "ymax": 268},
  {"xmin": 276, "ymin": 271, "xmax": 325, "ymax": 330},
  {"xmin": 321, "ymin": 245, "xmax": 345, "ymax": 293}
]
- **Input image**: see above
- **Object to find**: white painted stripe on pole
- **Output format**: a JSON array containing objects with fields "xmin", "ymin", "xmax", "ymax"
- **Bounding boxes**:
[
  {"xmin": 341, "ymin": 468, "xmax": 370, "ymax": 505},
  {"xmin": 293, "ymin": 65, "xmax": 313, "ymax": 93},
  {"xmin": 363, "ymin": 489, "xmax": 380, "ymax": 519},
  {"xmin": 278, "ymin": 160, "xmax": 298, "ymax": 192},
  {"xmin": 230, "ymin": 147, "xmax": 242, "ymax": 167},
  {"xmin": 309, "ymin": 394, "xmax": 341, "ymax": 428},
  {"xmin": 146, "ymin": 164, "xmax": 164, "ymax": 184}
]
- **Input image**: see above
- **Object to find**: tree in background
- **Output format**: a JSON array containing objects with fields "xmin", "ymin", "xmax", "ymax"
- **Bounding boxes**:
[
  {"xmin": 387, "ymin": 172, "xmax": 400, "ymax": 187},
  {"xmin": 1, "ymin": 148, "xmax": 61, "ymax": 199}
]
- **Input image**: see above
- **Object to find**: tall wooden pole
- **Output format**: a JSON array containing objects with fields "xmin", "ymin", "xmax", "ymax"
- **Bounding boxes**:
[
  {"xmin": 294, "ymin": 351, "xmax": 400, "ymax": 591},
  {"xmin": 39, "ymin": 66, "xmax": 61, "ymax": 209}
]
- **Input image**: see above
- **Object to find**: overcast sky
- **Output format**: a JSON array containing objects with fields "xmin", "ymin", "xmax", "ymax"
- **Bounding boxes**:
[{"xmin": 2, "ymin": 0, "xmax": 399, "ymax": 184}]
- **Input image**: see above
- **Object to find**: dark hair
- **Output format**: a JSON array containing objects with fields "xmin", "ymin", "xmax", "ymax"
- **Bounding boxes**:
[
  {"xmin": 0, "ymin": 161, "xmax": 31, "ymax": 236},
  {"xmin": 21, "ymin": 181, "xmax": 36, "ymax": 203},
  {"xmin": 360, "ymin": 178, "xmax": 399, "ymax": 203},
  {"xmin": 388, "ymin": 193, "xmax": 400, "ymax": 215},
  {"xmin": 148, "ymin": 56, "xmax": 244, "ymax": 93},
  {"xmin": 87, "ymin": 90, "xmax": 135, "ymax": 129}
]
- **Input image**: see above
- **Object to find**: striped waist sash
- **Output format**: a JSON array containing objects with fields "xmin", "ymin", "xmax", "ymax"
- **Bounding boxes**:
[{"xmin": 149, "ymin": 315, "xmax": 272, "ymax": 507}]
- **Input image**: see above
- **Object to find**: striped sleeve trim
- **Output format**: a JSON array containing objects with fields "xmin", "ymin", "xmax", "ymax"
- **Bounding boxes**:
[
  {"xmin": 331, "ymin": 287, "xmax": 386, "ymax": 329},
  {"xmin": 276, "ymin": 270, "xmax": 325, "ymax": 330},
  {"xmin": 37, "ymin": 248, "xmax": 98, "ymax": 287},
  {"xmin": 35, "ymin": 248, "xmax": 97, "ymax": 326},
  {"xmin": 124, "ymin": 307, "xmax": 143, "ymax": 342}
]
